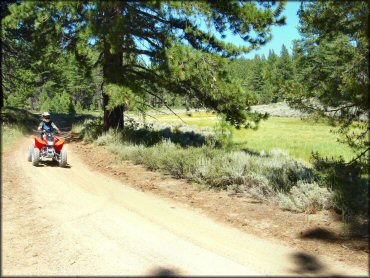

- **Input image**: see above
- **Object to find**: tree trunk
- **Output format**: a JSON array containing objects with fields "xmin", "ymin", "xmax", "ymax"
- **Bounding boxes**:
[
  {"xmin": 102, "ymin": 92, "xmax": 124, "ymax": 130},
  {"xmin": 102, "ymin": 40, "xmax": 124, "ymax": 131}
]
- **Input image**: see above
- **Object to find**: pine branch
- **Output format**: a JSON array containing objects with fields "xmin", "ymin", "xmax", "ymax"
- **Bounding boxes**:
[
  {"xmin": 143, "ymin": 89, "xmax": 186, "ymax": 124},
  {"xmin": 345, "ymin": 146, "xmax": 370, "ymax": 166},
  {"xmin": 135, "ymin": 100, "xmax": 171, "ymax": 115},
  {"xmin": 1, "ymin": 80, "xmax": 12, "ymax": 92},
  {"xmin": 137, "ymin": 107, "xmax": 159, "ymax": 121},
  {"xmin": 325, "ymin": 103, "xmax": 357, "ymax": 112},
  {"xmin": 93, "ymin": 52, "xmax": 104, "ymax": 67},
  {"xmin": 121, "ymin": 48, "xmax": 157, "ymax": 57}
]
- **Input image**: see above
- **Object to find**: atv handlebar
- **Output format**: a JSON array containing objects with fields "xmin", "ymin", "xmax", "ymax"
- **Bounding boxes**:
[{"xmin": 34, "ymin": 130, "xmax": 59, "ymax": 135}]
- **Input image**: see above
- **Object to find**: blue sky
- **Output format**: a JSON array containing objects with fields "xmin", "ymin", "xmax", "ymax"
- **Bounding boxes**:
[
  {"xmin": 224, "ymin": 1, "xmax": 302, "ymax": 59},
  {"xmin": 135, "ymin": 2, "xmax": 302, "ymax": 64}
]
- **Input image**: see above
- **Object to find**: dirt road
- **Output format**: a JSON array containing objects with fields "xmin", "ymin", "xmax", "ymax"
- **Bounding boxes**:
[{"xmin": 2, "ymin": 138, "xmax": 368, "ymax": 276}]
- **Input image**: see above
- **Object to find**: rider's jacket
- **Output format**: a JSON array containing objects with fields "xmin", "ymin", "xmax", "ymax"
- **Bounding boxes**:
[{"xmin": 38, "ymin": 120, "xmax": 58, "ymax": 133}]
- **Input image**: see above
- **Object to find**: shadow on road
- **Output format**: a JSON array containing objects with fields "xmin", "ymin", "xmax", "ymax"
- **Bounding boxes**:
[
  {"xmin": 36, "ymin": 160, "xmax": 58, "ymax": 168},
  {"xmin": 36, "ymin": 160, "xmax": 72, "ymax": 169},
  {"xmin": 290, "ymin": 251, "xmax": 346, "ymax": 276},
  {"xmin": 300, "ymin": 227, "xmax": 338, "ymax": 241},
  {"xmin": 148, "ymin": 267, "xmax": 181, "ymax": 277},
  {"xmin": 299, "ymin": 227, "xmax": 369, "ymax": 253},
  {"xmin": 290, "ymin": 252, "xmax": 325, "ymax": 274}
]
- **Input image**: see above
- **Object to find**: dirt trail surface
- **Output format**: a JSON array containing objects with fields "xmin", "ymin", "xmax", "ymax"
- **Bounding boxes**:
[{"xmin": 2, "ymin": 137, "xmax": 368, "ymax": 276}]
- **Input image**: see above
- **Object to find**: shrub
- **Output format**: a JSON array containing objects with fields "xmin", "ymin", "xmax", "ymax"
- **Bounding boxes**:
[
  {"xmin": 95, "ymin": 129, "xmax": 122, "ymax": 146},
  {"xmin": 194, "ymin": 152, "xmax": 248, "ymax": 188},
  {"xmin": 107, "ymin": 142, "xmax": 143, "ymax": 161},
  {"xmin": 135, "ymin": 140, "xmax": 171, "ymax": 169},
  {"xmin": 276, "ymin": 181, "xmax": 333, "ymax": 212},
  {"xmin": 1, "ymin": 107, "xmax": 39, "ymax": 149},
  {"xmin": 75, "ymin": 102, "xmax": 84, "ymax": 113},
  {"xmin": 117, "ymin": 117, "xmax": 218, "ymax": 148},
  {"xmin": 312, "ymin": 154, "xmax": 369, "ymax": 221},
  {"xmin": 263, "ymin": 158, "xmax": 315, "ymax": 192},
  {"xmin": 249, "ymin": 149, "xmax": 317, "ymax": 193},
  {"xmin": 160, "ymin": 148, "xmax": 200, "ymax": 178},
  {"xmin": 2, "ymin": 125, "xmax": 27, "ymax": 148},
  {"xmin": 213, "ymin": 114, "xmax": 234, "ymax": 150},
  {"xmin": 71, "ymin": 123, "xmax": 84, "ymax": 134},
  {"xmin": 80, "ymin": 117, "xmax": 103, "ymax": 142},
  {"xmin": 1, "ymin": 107, "xmax": 38, "ymax": 132},
  {"xmin": 242, "ymin": 173, "xmax": 274, "ymax": 199},
  {"xmin": 251, "ymin": 102, "xmax": 308, "ymax": 118},
  {"xmin": 102, "ymin": 137, "xmax": 326, "ymax": 212}
]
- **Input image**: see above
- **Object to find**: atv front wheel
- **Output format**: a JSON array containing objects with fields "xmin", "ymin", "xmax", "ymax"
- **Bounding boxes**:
[
  {"xmin": 59, "ymin": 149, "xmax": 67, "ymax": 167},
  {"xmin": 32, "ymin": 148, "xmax": 40, "ymax": 166},
  {"xmin": 27, "ymin": 145, "xmax": 34, "ymax": 162}
]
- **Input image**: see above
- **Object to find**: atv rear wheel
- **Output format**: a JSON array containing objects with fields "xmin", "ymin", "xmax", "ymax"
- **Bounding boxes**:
[
  {"xmin": 27, "ymin": 145, "xmax": 34, "ymax": 162},
  {"xmin": 59, "ymin": 149, "xmax": 67, "ymax": 167},
  {"xmin": 32, "ymin": 148, "xmax": 40, "ymax": 166}
]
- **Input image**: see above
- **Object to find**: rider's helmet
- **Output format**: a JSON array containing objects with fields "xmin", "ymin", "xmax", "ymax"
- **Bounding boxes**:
[{"xmin": 42, "ymin": 112, "xmax": 51, "ymax": 123}]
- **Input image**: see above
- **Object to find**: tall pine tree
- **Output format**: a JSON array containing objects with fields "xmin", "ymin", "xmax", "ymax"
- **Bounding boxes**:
[
  {"xmin": 288, "ymin": 1, "xmax": 369, "ymax": 167},
  {"xmin": 3, "ymin": 1, "xmax": 287, "ymax": 130}
]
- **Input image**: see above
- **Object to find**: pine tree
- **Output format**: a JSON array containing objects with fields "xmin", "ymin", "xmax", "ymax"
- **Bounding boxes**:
[
  {"xmin": 248, "ymin": 55, "xmax": 265, "ymax": 103},
  {"xmin": 288, "ymin": 1, "xmax": 369, "ymax": 167},
  {"xmin": 277, "ymin": 44, "xmax": 293, "ymax": 82},
  {"xmin": 261, "ymin": 50, "xmax": 280, "ymax": 103},
  {"xmin": 3, "ymin": 1, "xmax": 287, "ymax": 130}
]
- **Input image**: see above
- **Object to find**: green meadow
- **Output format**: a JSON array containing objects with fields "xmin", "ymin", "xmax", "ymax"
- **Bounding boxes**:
[{"xmin": 152, "ymin": 112, "xmax": 355, "ymax": 162}]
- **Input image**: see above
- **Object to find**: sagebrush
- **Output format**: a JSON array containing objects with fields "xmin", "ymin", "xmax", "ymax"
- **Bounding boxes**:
[{"xmin": 97, "ymin": 130, "xmax": 331, "ymax": 212}]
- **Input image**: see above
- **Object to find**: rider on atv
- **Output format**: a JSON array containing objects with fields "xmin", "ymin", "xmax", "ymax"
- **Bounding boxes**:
[
  {"xmin": 37, "ymin": 112, "xmax": 60, "ymax": 139},
  {"xmin": 29, "ymin": 112, "xmax": 67, "ymax": 167}
]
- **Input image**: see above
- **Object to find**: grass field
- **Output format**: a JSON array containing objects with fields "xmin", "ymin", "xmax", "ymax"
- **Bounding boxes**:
[{"xmin": 151, "ymin": 112, "xmax": 355, "ymax": 162}]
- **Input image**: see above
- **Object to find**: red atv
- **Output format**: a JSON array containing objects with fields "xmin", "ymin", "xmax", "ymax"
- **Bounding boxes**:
[{"xmin": 28, "ymin": 130, "xmax": 67, "ymax": 167}]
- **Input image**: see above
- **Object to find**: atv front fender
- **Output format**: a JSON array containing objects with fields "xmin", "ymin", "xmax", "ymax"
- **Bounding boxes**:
[
  {"xmin": 54, "ymin": 138, "xmax": 65, "ymax": 152},
  {"xmin": 34, "ymin": 137, "xmax": 45, "ymax": 150}
]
